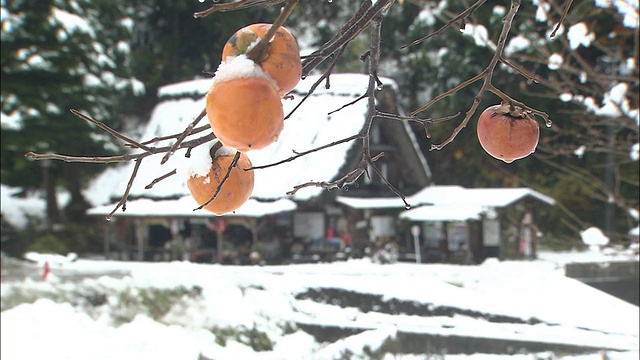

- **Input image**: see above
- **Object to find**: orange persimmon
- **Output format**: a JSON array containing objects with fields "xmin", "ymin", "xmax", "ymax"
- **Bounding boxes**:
[
  {"xmin": 186, "ymin": 147, "xmax": 254, "ymax": 215},
  {"xmin": 476, "ymin": 103, "xmax": 540, "ymax": 163},
  {"xmin": 206, "ymin": 76, "xmax": 284, "ymax": 152},
  {"xmin": 222, "ymin": 23, "xmax": 302, "ymax": 97}
]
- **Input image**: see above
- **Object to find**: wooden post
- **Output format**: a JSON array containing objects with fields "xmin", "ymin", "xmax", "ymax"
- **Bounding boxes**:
[
  {"xmin": 136, "ymin": 218, "xmax": 145, "ymax": 261},
  {"xmin": 251, "ymin": 218, "xmax": 258, "ymax": 246},
  {"xmin": 103, "ymin": 221, "xmax": 110, "ymax": 259},
  {"xmin": 216, "ymin": 226, "xmax": 223, "ymax": 263}
]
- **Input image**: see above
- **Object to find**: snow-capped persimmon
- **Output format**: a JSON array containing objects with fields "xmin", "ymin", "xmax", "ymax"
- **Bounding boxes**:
[
  {"xmin": 186, "ymin": 146, "xmax": 254, "ymax": 216},
  {"xmin": 222, "ymin": 23, "xmax": 302, "ymax": 97},
  {"xmin": 476, "ymin": 103, "xmax": 540, "ymax": 163},
  {"xmin": 206, "ymin": 76, "xmax": 284, "ymax": 153}
]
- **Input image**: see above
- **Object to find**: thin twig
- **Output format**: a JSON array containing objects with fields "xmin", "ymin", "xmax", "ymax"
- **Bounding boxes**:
[
  {"xmin": 409, "ymin": 71, "xmax": 486, "ymax": 116},
  {"xmin": 300, "ymin": 0, "xmax": 372, "ymax": 75},
  {"xmin": 400, "ymin": 0, "xmax": 487, "ymax": 49},
  {"xmin": 499, "ymin": 56, "xmax": 540, "ymax": 83},
  {"xmin": 369, "ymin": 154, "xmax": 410, "ymax": 208},
  {"xmin": 248, "ymin": 134, "xmax": 362, "ymax": 170},
  {"xmin": 301, "ymin": 0, "xmax": 394, "ymax": 76},
  {"xmin": 139, "ymin": 124, "xmax": 210, "ymax": 146},
  {"xmin": 285, "ymin": 44, "xmax": 348, "ymax": 120},
  {"xmin": 161, "ymin": 108, "xmax": 208, "ymax": 164},
  {"xmin": 549, "ymin": 0, "xmax": 574, "ymax": 38},
  {"xmin": 145, "ymin": 169, "xmax": 177, "ymax": 189},
  {"xmin": 70, "ymin": 109, "xmax": 153, "ymax": 152},
  {"xmin": 25, "ymin": 132, "xmax": 216, "ymax": 164},
  {"xmin": 194, "ymin": 0, "xmax": 287, "ymax": 18},
  {"xmin": 194, "ymin": 151, "xmax": 241, "ymax": 211},
  {"xmin": 25, "ymin": 151, "xmax": 141, "ymax": 164},
  {"xmin": 285, "ymin": 152, "xmax": 385, "ymax": 196},
  {"xmin": 376, "ymin": 111, "xmax": 461, "ymax": 139},
  {"xmin": 106, "ymin": 159, "xmax": 142, "ymax": 221},
  {"xmin": 328, "ymin": 93, "xmax": 367, "ymax": 115}
]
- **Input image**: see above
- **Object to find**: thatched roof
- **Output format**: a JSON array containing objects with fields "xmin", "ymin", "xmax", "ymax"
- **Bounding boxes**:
[{"xmin": 85, "ymin": 73, "xmax": 431, "ymax": 217}]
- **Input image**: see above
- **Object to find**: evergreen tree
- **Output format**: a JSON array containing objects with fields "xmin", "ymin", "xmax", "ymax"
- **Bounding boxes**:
[
  {"xmin": 126, "ymin": 0, "xmax": 274, "ymax": 118},
  {"xmin": 1, "ymin": 0, "xmax": 143, "ymax": 228}
]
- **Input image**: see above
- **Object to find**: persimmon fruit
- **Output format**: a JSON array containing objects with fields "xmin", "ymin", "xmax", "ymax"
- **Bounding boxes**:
[
  {"xmin": 206, "ymin": 76, "xmax": 284, "ymax": 153},
  {"xmin": 222, "ymin": 23, "xmax": 302, "ymax": 97},
  {"xmin": 476, "ymin": 103, "xmax": 540, "ymax": 163},
  {"xmin": 186, "ymin": 146, "xmax": 254, "ymax": 216}
]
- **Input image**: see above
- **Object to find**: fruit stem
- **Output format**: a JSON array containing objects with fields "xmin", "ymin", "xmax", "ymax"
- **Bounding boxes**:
[
  {"xmin": 209, "ymin": 140, "xmax": 224, "ymax": 160},
  {"xmin": 492, "ymin": 88, "xmax": 552, "ymax": 125},
  {"xmin": 246, "ymin": 0, "xmax": 298, "ymax": 63},
  {"xmin": 497, "ymin": 99, "xmax": 525, "ymax": 118}
]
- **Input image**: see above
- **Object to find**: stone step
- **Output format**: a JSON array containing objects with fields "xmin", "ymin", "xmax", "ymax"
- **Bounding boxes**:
[{"xmin": 295, "ymin": 322, "xmax": 624, "ymax": 356}]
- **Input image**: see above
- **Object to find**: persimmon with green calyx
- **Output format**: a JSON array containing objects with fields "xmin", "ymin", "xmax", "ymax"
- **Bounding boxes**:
[
  {"xmin": 476, "ymin": 102, "xmax": 540, "ymax": 163},
  {"xmin": 186, "ymin": 142, "xmax": 254, "ymax": 216},
  {"xmin": 222, "ymin": 23, "xmax": 302, "ymax": 97}
]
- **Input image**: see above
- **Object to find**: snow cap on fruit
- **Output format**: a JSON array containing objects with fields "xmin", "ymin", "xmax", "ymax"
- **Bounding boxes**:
[
  {"xmin": 211, "ymin": 54, "xmax": 279, "ymax": 91},
  {"xmin": 177, "ymin": 139, "xmax": 235, "ymax": 181}
]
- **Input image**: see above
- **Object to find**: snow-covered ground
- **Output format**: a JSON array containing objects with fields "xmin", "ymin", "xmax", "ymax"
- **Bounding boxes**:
[{"xmin": 1, "ymin": 249, "xmax": 638, "ymax": 360}]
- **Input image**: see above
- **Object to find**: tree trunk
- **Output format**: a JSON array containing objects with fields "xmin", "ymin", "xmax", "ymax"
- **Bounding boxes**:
[{"xmin": 42, "ymin": 160, "xmax": 60, "ymax": 232}]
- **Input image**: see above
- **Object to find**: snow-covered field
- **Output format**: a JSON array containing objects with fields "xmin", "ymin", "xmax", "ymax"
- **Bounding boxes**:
[{"xmin": 1, "ymin": 249, "xmax": 638, "ymax": 360}]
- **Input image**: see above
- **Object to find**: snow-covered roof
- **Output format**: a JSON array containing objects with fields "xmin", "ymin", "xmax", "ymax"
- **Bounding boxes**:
[
  {"xmin": 399, "ymin": 204, "xmax": 486, "ymax": 221},
  {"xmin": 335, "ymin": 186, "xmax": 469, "ymax": 210},
  {"xmin": 405, "ymin": 185, "xmax": 466, "ymax": 206},
  {"xmin": 84, "ymin": 73, "xmax": 412, "ymax": 218},
  {"xmin": 411, "ymin": 186, "xmax": 556, "ymax": 207},
  {"xmin": 86, "ymin": 197, "xmax": 296, "ymax": 219},
  {"xmin": 336, "ymin": 185, "xmax": 556, "ymax": 211},
  {"xmin": 334, "ymin": 196, "xmax": 409, "ymax": 209}
]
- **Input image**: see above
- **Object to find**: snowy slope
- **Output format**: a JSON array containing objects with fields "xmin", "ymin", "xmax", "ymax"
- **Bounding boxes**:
[{"xmin": 1, "ymin": 250, "xmax": 638, "ymax": 359}]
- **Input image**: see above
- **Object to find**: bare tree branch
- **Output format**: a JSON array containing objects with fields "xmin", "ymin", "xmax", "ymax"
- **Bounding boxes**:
[
  {"xmin": 161, "ymin": 108, "xmax": 208, "ymax": 164},
  {"xmin": 285, "ymin": 44, "xmax": 349, "ymax": 120},
  {"xmin": 549, "ymin": 0, "xmax": 574, "ymax": 38},
  {"xmin": 70, "ymin": 109, "xmax": 153, "ymax": 152},
  {"xmin": 25, "ymin": 132, "xmax": 215, "ymax": 164},
  {"xmin": 106, "ymin": 159, "xmax": 142, "ymax": 221},
  {"xmin": 194, "ymin": 151, "xmax": 241, "ymax": 211},
  {"xmin": 145, "ymin": 169, "xmax": 177, "ymax": 190},
  {"xmin": 194, "ymin": 0, "xmax": 287, "ymax": 18},
  {"xmin": 400, "ymin": 0, "xmax": 487, "ymax": 49},
  {"xmin": 248, "ymin": 133, "xmax": 362, "ymax": 171},
  {"xmin": 301, "ymin": 0, "xmax": 394, "ymax": 76}
]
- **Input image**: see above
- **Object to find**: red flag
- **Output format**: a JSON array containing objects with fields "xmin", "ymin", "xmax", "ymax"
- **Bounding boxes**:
[{"xmin": 42, "ymin": 261, "xmax": 50, "ymax": 280}]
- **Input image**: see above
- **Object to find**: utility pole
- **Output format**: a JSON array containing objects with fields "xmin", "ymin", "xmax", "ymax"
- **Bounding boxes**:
[
  {"xmin": 604, "ymin": 120, "xmax": 616, "ymax": 238},
  {"xmin": 411, "ymin": 225, "xmax": 422, "ymax": 264}
]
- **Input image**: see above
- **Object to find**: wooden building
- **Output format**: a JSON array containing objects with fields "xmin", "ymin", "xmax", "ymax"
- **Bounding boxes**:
[
  {"xmin": 86, "ymin": 73, "xmax": 433, "ymax": 264},
  {"xmin": 403, "ymin": 186, "xmax": 555, "ymax": 263}
]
